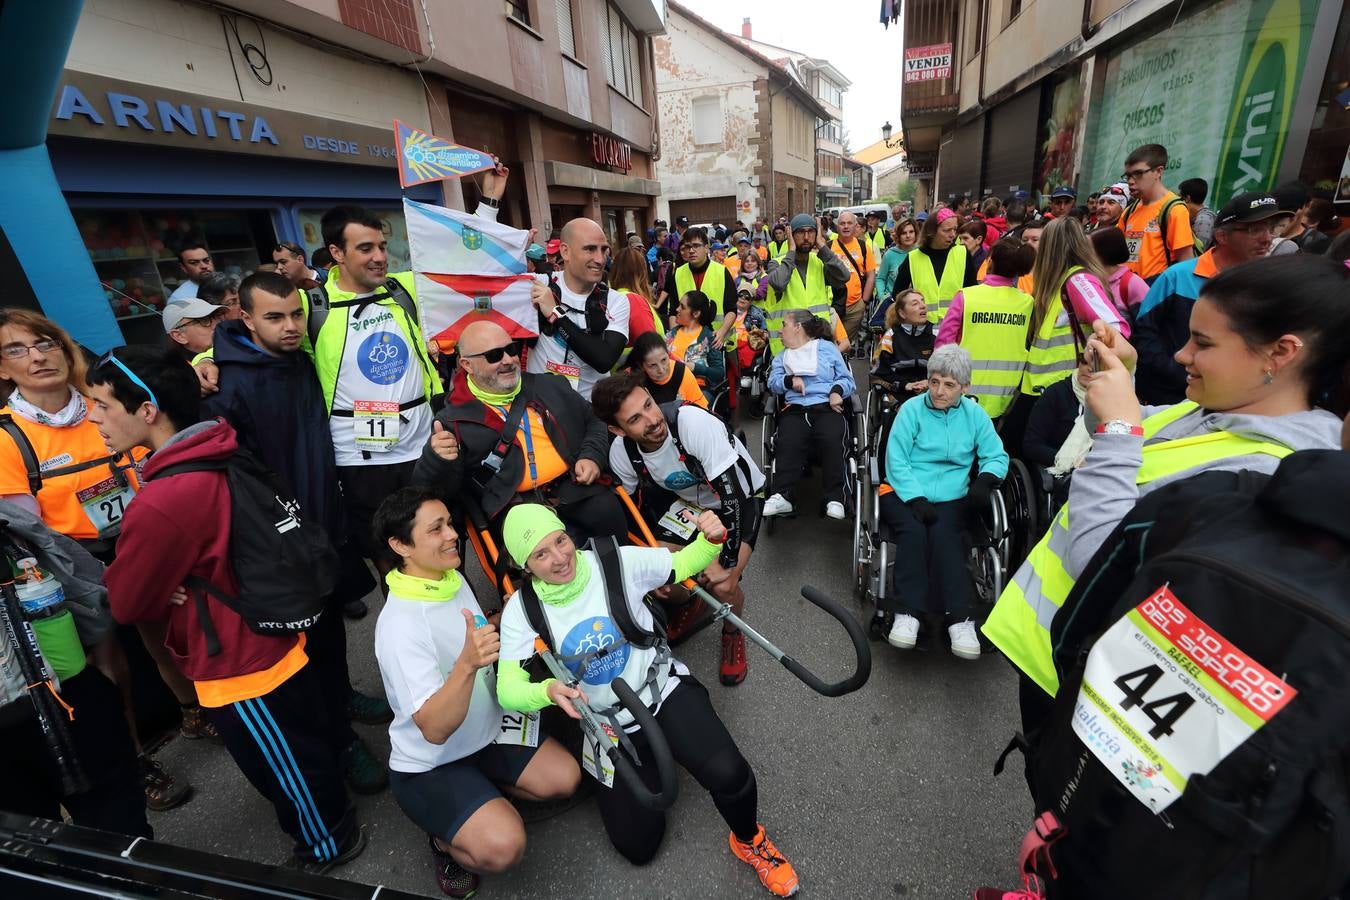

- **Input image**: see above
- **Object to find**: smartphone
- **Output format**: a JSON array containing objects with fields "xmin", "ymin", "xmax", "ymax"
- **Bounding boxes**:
[{"xmin": 1085, "ymin": 346, "xmax": 1102, "ymax": 372}]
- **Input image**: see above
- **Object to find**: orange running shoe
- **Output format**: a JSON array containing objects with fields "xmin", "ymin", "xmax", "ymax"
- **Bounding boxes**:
[{"xmin": 729, "ymin": 824, "xmax": 799, "ymax": 897}]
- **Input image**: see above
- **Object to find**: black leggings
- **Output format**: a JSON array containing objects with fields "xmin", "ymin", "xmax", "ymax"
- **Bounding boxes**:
[
  {"xmin": 555, "ymin": 490, "xmax": 629, "ymax": 546},
  {"xmin": 596, "ymin": 676, "xmax": 758, "ymax": 865},
  {"xmin": 773, "ymin": 405, "xmax": 848, "ymax": 503}
]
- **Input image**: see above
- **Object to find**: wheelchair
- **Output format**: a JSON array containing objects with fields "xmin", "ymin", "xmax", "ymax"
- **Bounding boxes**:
[{"xmin": 758, "ymin": 388, "xmax": 865, "ymax": 536}]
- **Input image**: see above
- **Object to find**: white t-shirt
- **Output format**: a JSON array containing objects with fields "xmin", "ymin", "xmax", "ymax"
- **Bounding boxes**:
[
  {"xmin": 168, "ymin": 280, "xmax": 199, "ymax": 301},
  {"xmin": 328, "ymin": 288, "xmax": 433, "ymax": 467},
  {"xmin": 499, "ymin": 547, "xmax": 688, "ymax": 729},
  {"xmin": 608, "ymin": 406, "xmax": 764, "ymax": 510},
  {"xmin": 525, "ymin": 276, "xmax": 629, "ymax": 400},
  {"xmin": 374, "ymin": 579, "xmax": 501, "ymax": 773}
]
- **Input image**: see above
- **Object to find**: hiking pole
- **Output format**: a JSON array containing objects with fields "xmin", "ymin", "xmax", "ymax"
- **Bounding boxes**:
[
  {"xmin": 536, "ymin": 648, "xmax": 678, "ymax": 811},
  {"xmin": 0, "ymin": 577, "xmax": 89, "ymax": 795}
]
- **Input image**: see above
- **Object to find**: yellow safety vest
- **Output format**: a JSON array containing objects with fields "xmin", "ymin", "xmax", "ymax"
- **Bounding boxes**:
[
  {"xmin": 866, "ymin": 228, "xmax": 887, "ymax": 254},
  {"xmin": 768, "ymin": 239, "xmax": 791, "ymax": 261},
  {"xmin": 981, "ymin": 401, "xmax": 1294, "ymax": 697},
  {"xmin": 763, "ymin": 254, "xmax": 830, "ymax": 354},
  {"xmin": 909, "ymin": 244, "xmax": 968, "ymax": 326},
  {"xmin": 673, "ymin": 261, "xmax": 728, "ymax": 309},
  {"xmin": 959, "ymin": 283, "xmax": 1034, "ymax": 419},
  {"xmin": 1019, "ymin": 265, "xmax": 1082, "ymax": 396}
]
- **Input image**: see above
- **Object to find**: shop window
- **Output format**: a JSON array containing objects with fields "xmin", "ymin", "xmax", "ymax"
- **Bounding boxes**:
[
  {"xmin": 74, "ymin": 208, "xmax": 268, "ymax": 323},
  {"xmin": 604, "ymin": 4, "xmax": 643, "ymax": 105},
  {"xmin": 556, "ymin": 0, "xmax": 576, "ymax": 57},
  {"xmin": 505, "ymin": 0, "xmax": 530, "ymax": 25},
  {"xmin": 692, "ymin": 96, "xmax": 722, "ymax": 146}
]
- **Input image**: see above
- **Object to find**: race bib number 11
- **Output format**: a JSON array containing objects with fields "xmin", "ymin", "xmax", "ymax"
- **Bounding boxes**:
[
  {"xmin": 353, "ymin": 399, "xmax": 400, "ymax": 452},
  {"xmin": 1072, "ymin": 585, "xmax": 1296, "ymax": 813}
]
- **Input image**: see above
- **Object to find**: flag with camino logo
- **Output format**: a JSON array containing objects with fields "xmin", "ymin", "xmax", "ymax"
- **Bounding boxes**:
[{"xmin": 404, "ymin": 198, "xmax": 540, "ymax": 351}]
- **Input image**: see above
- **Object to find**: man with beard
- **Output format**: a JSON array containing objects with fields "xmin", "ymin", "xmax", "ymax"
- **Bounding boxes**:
[{"xmin": 415, "ymin": 321, "xmax": 625, "ymax": 544}]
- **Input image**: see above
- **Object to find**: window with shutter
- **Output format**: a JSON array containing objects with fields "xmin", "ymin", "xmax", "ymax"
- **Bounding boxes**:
[
  {"xmin": 556, "ymin": 0, "xmax": 575, "ymax": 57},
  {"xmin": 692, "ymin": 96, "xmax": 721, "ymax": 146}
]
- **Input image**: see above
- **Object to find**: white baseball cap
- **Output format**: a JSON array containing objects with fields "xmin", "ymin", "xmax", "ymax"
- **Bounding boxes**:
[{"xmin": 162, "ymin": 297, "xmax": 225, "ymax": 333}]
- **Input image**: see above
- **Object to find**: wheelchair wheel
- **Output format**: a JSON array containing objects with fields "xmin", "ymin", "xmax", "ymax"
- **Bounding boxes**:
[
  {"xmin": 969, "ymin": 544, "xmax": 1003, "ymax": 607},
  {"xmin": 1003, "ymin": 458, "xmax": 1040, "ymax": 571},
  {"xmin": 984, "ymin": 484, "xmax": 1011, "ymax": 572},
  {"xmin": 851, "ymin": 456, "xmax": 872, "ymax": 601}
]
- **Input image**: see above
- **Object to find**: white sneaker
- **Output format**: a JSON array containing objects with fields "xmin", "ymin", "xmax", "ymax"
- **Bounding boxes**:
[
  {"xmin": 886, "ymin": 614, "xmax": 920, "ymax": 649},
  {"xmin": 763, "ymin": 493, "xmax": 794, "ymax": 517},
  {"xmin": 740, "ymin": 376, "xmax": 751, "ymax": 389},
  {"xmin": 825, "ymin": 500, "xmax": 846, "ymax": 520},
  {"xmin": 948, "ymin": 619, "xmax": 981, "ymax": 660}
]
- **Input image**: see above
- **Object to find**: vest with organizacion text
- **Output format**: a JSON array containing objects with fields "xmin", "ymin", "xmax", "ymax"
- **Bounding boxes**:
[{"xmin": 959, "ymin": 283, "xmax": 1034, "ymax": 418}]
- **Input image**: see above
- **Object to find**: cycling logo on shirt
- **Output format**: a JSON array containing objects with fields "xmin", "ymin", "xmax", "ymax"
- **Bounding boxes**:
[
  {"xmin": 560, "ymin": 617, "xmax": 629, "ymax": 686},
  {"xmin": 663, "ymin": 469, "xmax": 698, "ymax": 490},
  {"xmin": 356, "ymin": 331, "xmax": 408, "ymax": 385}
]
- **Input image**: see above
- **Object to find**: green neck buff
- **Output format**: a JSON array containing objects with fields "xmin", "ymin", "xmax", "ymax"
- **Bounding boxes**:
[
  {"xmin": 385, "ymin": 567, "xmax": 463, "ymax": 601},
  {"xmin": 468, "ymin": 375, "xmax": 521, "ymax": 408},
  {"xmin": 530, "ymin": 551, "xmax": 592, "ymax": 606}
]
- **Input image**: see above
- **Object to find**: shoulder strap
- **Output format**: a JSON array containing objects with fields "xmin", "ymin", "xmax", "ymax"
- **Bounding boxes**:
[
  {"xmin": 590, "ymin": 537, "xmax": 660, "ymax": 648},
  {"xmin": 477, "ymin": 387, "xmax": 532, "ymax": 482},
  {"xmin": 519, "ymin": 579, "xmax": 557, "ymax": 654},
  {"xmin": 148, "ymin": 458, "xmax": 229, "ymax": 481},
  {"xmin": 304, "ymin": 282, "xmax": 331, "ymax": 345},
  {"xmin": 0, "ymin": 415, "xmax": 47, "ymax": 494},
  {"xmin": 621, "ymin": 435, "xmax": 653, "ymax": 494},
  {"xmin": 835, "ymin": 240, "xmax": 866, "ymax": 282},
  {"xmin": 1159, "ymin": 197, "xmax": 1183, "ymax": 266}
]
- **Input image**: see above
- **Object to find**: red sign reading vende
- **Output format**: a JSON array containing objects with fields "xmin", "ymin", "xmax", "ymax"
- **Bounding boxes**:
[
  {"xmin": 904, "ymin": 43, "xmax": 953, "ymax": 83},
  {"xmin": 590, "ymin": 132, "xmax": 632, "ymax": 172}
]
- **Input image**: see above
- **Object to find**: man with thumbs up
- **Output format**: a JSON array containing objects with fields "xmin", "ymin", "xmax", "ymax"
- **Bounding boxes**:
[
  {"xmin": 415, "ymin": 320, "xmax": 626, "ymax": 546},
  {"xmin": 374, "ymin": 486, "xmax": 581, "ymax": 897}
]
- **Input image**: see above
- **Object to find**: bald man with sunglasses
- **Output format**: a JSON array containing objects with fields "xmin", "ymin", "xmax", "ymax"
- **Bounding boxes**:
[{"xmin": 414, "ymin": 321, "xmax": 625, "ymax": 542}]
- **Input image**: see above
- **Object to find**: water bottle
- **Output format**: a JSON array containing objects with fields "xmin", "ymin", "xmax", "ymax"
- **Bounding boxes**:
[{"xmin": 13, "ymin": 559, "xmax": 85, "ymax": 680}]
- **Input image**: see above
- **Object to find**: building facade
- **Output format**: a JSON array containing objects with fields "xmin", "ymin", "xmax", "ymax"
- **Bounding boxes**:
[
  {"xmin": 653, "ymin": 2, "xmax": 823, "ymax": 226},
  {"xmin": 44, "ymin": 0, "xmax": 666, "ymax": 344},
  {"xmin": 897, "ymin": 0, "xmax": 1347, "ymax": 216}
]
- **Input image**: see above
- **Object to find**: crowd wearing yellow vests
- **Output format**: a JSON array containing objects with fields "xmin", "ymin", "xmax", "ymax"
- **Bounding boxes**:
[
  {"xmin": 1019, "ymin": 265, "xmax": 1082, "ymax": 397},
  {"xmin": 673, "ymin": 259, "xmax": 728, "ymax": 311},
  {"xmin": 763, "ymin": 253, "xmax": 831, "ymax": 354},
  {"xmin": 958, "ymin": 282, "xmax": 1034, "ymax": 418},
  {"xmin": 909, "ymin": 243, "xmax": 968, "ymax": 326},
  {"xmin": 981, "ymin": 401, "xmax": 1295, "ymax": 696}
]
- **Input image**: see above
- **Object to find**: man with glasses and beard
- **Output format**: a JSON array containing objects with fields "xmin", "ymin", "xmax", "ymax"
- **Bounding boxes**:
[{"xmin": 415, "ymin": 321, "xmax": 625, "ymax": 543}]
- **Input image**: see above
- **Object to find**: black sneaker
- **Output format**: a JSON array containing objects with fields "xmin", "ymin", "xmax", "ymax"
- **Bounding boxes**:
[
  {"xmin": 342, "ymin": 597, "xmax": 369, "ymax": 620},
  {"xmin": 288, "ymin": 825, "xmax": 368, "ymax": 875},
  {"xmin": 346, "ymin": 688, "xmax": 394, "ymax": 725},
  {"xmin": 341, "ymin": 738, "xmax": 389, "ymax": 794},
  {"xmin": 867, "ymin": 612, "xmax": 894, "ymax": 642},
  {"xmin": 429, "ymin": 836, "xmax": 480, "ymax": 898}
]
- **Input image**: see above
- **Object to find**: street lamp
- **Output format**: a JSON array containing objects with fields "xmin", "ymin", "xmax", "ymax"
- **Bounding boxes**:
[{"xmin": 881, "ymin": 121, "xmax": 902, "ymax": 149}]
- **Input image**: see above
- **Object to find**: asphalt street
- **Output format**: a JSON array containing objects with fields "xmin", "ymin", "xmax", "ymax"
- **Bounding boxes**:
[{"xmin": 148, "ymin": 404, "xmax": 1033, "ymax": 899}]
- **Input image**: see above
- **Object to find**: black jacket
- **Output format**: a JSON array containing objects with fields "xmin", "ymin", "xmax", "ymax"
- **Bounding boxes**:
[
  {"xmin": 1021, "ymin": 376, "xmax": 1079, "ymax": 471},
  {"xmin": 413, "ymin": 371, "xmax": 609, "ymax": 519},
  {"xmin": 872, "ymin": 322, "xmax": 934, "ymax": 390},
  {"xmin": 201, "ymin": 320, "xmax": 343, "ymax": 540}
]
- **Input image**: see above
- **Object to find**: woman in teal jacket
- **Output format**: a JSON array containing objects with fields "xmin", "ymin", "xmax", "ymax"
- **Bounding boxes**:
[{"xmin": 878, "ymin": 344, "xmax": 1008, "ymax": 658}]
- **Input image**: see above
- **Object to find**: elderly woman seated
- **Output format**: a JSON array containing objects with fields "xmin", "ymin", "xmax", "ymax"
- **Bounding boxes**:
[
  {"xmin": 877, "ymin": 344, "xmax": 1008, "ymax": 659},
  {"xmin": 763, "ymin": 308, "xmax": 856, "ymax": 520}
]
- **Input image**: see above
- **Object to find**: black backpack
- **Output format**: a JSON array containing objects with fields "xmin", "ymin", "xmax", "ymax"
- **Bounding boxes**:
[
  {"xmin": 620, "ymin": 400, "xmax": 754, "ymax": 510},
  {"xmin": 151, "ymin": 450, "xmax": 338, "ymax": 656},
  {"xmin": 540, "ymin": 279, "xmax": 610, "ymax": 336},
  {"xmin": 1018, "ymin": 451, "xmax": 1350, "ymax": 899}
]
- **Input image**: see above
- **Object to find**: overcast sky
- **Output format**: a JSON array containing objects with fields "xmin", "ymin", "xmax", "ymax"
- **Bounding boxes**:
[{"xmin": 674, "ymin": 0, "xmax": 905, "ymax": 153}]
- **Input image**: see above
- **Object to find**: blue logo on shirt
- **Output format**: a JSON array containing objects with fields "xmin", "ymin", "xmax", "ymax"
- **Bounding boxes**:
[
  {"xmin": 560, "ymin": 617, "xmax": 630, "ymax": 686},
  {"xmin": 356, "ymin": 331, "xmax": 408, "ymax": 385},
  {"xmin": 663, "ymin": 470, "xmax": 698, "ymax": 490}
]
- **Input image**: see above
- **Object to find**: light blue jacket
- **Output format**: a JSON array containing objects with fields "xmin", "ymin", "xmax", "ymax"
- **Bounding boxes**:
[
  {"xmin": 886, "ymin": 394, "xmax": 1008, "ymax": 503},
  {"xmin": 769, "ymin": 338, "xmax": 855, "ymax": 408}
]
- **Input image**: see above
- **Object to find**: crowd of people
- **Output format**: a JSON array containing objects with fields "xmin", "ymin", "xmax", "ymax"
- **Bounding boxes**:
[{"xmin": 1, "ymin": 139, "xmax": 1348, "ymax": 899}]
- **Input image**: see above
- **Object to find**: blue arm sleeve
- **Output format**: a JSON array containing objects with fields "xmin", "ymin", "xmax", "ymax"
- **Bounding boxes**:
[
  {"xmin": 827, "ymin": 345, "xmax": 856, "ymax": 396},
  {"xmin": 769, "ymin": 352, "xmax": 787, "ymax": 395},
  {"xmin": 971, "ymin": 404, "xmax": 1010, "ymax": 480}
]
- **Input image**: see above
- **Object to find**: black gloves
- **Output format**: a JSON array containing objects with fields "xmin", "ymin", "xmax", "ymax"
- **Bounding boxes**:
[
  {"xmin": 967, "ymin": 472, "xmax": 1001, "ymax": 510},
  {"xmin": 908, "ymin": 497, "xmax": 938, "ymax": 525}
]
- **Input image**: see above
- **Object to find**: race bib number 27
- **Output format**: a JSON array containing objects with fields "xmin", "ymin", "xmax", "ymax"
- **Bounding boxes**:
[{"xmin": 1072, "ymin": 585, "xmax": 1297, "ymax": 813}]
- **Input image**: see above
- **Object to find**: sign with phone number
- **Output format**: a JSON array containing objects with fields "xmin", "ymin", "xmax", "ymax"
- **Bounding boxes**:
[{"xmin": 1072, "ymin": 585, "xmax": 1296, "ymax": 813}]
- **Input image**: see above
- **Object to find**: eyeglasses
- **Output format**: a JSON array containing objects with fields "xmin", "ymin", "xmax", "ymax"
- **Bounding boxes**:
[
  {"xmin": 177, "ymin": 311, "xmax": 225, "ymax": 329},
  {"xmin": 1122, "ymin": 167, "xmax": 1158, "ymax": 181},
  {"xmin": 96, "ymin": 350, "xmax": 160, "ymax": 410},
  {"xmin": 682, "ymin": 243, "xmax": 706, "ymax": 251},
  {"xmin": 463, "ymin": 340, "xmax": 523, "ymax": 364},
  {"xmin": 0, "ymin": 338, "xmax": 61, "ymax": 360}
]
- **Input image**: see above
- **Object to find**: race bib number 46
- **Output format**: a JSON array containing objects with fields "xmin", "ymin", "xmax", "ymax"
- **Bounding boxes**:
[{"xmin": 1072, "ymin": 585, "xmax": 1296, "ymax": 813}]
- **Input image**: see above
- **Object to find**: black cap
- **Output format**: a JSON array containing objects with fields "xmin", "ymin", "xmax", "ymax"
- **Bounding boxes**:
[
  {"xmin": 675, "ymin": 215, "xmax": 689, "ymax": 226},
  {"xmin": 1214, "ymin": 191, "xmax": 1282, "ymax": 228}
]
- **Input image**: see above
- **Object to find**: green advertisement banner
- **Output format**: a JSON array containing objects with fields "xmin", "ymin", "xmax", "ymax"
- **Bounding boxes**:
[{"xmin": 1084, "ymin": 0, "xmax": 1317, "ymax": 207}]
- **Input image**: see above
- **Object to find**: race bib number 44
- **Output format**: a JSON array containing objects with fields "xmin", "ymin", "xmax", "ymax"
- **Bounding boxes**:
[{"xmin": 1072, "ymin": 585, "xmax": 1296, "ymax": 813}]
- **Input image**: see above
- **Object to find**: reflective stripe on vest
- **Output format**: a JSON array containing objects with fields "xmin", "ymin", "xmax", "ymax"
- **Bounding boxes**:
[
  {"xmin": 763, "ymin": 254, "xmax": 829, "ymax": 354},
  {"xmin": 673, "ymin": 261, "xmax": 727, "ymax": 308},
  {"xmin": 909, "ymin": 244, "xmax": 968, "ymax": 326},
  {"xmin": 959, "ymin": 283, "xmax": 1033, "ymax": 418},
  {"xmin": 1020, "ymin": 265, "xmax": 1082, "ymax": 396},
  {"xmin": 981, "ymin": 401, "xmax": 1294, "ymax": 697}
]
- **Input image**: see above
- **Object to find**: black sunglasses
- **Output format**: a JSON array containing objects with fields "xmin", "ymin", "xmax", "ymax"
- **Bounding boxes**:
[{"xmin": 463, "ymin": 340, "xmax": 523, "ymax": 364}]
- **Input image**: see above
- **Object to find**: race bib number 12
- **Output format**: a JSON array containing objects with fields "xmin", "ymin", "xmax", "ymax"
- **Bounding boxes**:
[
  {"xmin": 1072, "ymin": 585, "xmax": 1297, "ymax": 813},
  {"xmin": 494, "ymin": 711, "xmax": 540, "ymax": 748}
]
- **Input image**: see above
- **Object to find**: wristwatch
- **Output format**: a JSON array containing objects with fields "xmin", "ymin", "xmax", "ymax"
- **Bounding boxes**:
[{"xmin": 1095, "ymin": 419, "xmax": 1144, "ymax": 436}]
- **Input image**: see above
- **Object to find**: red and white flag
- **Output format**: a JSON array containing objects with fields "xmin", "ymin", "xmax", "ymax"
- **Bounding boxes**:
[{"xmin": 416, "ymin": 273, "xmax": 540, "ymax": 348}]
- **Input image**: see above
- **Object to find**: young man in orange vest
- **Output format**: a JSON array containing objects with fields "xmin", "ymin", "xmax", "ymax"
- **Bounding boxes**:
[{"xmin": 1120, "ymin": 143, "xmax": 1194, "ymax": 282}]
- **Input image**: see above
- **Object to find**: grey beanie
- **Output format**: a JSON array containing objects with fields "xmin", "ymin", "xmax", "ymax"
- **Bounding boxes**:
[{"xmin": 789, "ymin": 213, "xmax": 816, "ymax": 232}]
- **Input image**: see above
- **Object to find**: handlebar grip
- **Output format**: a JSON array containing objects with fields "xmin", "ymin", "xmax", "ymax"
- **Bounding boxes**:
[
  {"xmin": 611, "ymin": 679, "xmax": 678, "ymax": 811},
  {"xmin": 780, "ymin": 585, "xmax": 872, "ymax": 697}
]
